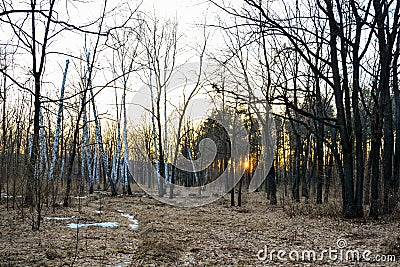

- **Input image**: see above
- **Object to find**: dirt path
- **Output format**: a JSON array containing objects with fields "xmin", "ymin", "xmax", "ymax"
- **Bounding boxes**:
[{"xmin": 0, "ymin": 192, "xmax": 399, "ymax": 266}]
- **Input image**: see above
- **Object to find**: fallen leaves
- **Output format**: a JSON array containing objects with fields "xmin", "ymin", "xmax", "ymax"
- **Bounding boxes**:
[{"xmin": 0, "ymin": 192, "xmax": 399, "ymax": 266}]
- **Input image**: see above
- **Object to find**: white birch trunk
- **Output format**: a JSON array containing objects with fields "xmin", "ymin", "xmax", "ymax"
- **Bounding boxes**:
[
  {"xmin": 29, "ymin": 135, "xmax": 33, "ymax": 158},
  {"xmin": 123, "ymin": 84, "xmax": 129, "ymax": 194},
  {"xmin": 39, "ymin": 108, "xmax": 48, "ymax": 178},
  {"xmin": 58, "ymin": 157, "xmax": 64, "ymax": 181},
  {"xmin": 86, "ymin": 52, "xmax": 116, "ymax": 195},
  {"xmin": 48, "ymin": 59, "xmax": 69, "ymax": 182},
  {"xmin": 82, "ymin": 103, "xmax": 93, "ymax": 192},
  {"xmin": 114, "ymin": 85, "xmax": 122, "ymax": 191},
  {"xmin": 149, "ymin": 70, "xmax": 161, "ymax": 195},
  {"xmin": 112, "ymin": 151, "xmax": 117, "ymax": 184},
  {"xmin": 163, "ymin": 74, "xmax": 169, "ymax": 192},
  {"xmin": 93, "ymin": 145, "xmax": 99, "ymax": 186},
  {"xmin": 80, "ymin": 136, "xmax": 85, "ymax": 192}
]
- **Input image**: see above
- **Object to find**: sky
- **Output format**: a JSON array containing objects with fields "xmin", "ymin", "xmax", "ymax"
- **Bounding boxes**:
[
  {"xmin": 140, "ymin": 0, "xmax": 210, "ymax": 21},
  {"xmin": 89, "ymin": 0, "xmax": 225, "ymax": 115},
  {"xmin": 8, "ymin": 0, "xmax": 219, "ymax": 116},
  {"xmin": 1, "ymin": 0, "xmax": 240, "ymax": 118}
]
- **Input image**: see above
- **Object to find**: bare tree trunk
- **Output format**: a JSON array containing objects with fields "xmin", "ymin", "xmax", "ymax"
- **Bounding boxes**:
[
  {"xmin": 48, "ymin": 60, "xmax": 69, "ymax": 183},
  {"xmin": 64, "ymin": 27, "xmax": 108, "ymax": 206},
  {"xmin": 326, "ymin": 0, "xmax": 355, "ymax": 218},
  {"xmin": 393, "ymin": 33, "xmax": 400, "ymax": 197},
  {"xmin": 364, "ymin": 141, "xmax": 372, "ymax": 205},
  {"xmin": 292, "ymin": 133, "xmax": 301, "ymax": 203},
  {"xmin": 1, "ymin": 67, "xmax": 6, "ymax": 208},
  {"xmin": 123, "ymin": 77, "xmax": 132, "ymax": 195},
  {"xmin": 315, "ymin": 118, "xmax": 324, "ymax": 204},
  {"xmin": 373, "ymin": 0, "xmax": 397, "ymax": 214},
  {"xmin": 324, "ymin": 149, "xmax": 333, "ymax": 203},
  {"xmin": 268, "ymin": 160, "xmax": 277, "ymax": 205},
  {"xmin": 351, "ymin": 5, "xmax": 364, "ymax": 216},
  {"xmin": 238, "ymin": 168, "xmax": 243, "ymax": 207},
  {"xmin": 369, "ymin": 73, "xmax": 382, "ymax": 218}
]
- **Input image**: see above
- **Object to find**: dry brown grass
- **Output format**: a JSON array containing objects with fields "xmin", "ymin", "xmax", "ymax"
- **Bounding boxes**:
[{"xmin": 0, "ymin": 191, "xmax": 399, "ymax": 266}]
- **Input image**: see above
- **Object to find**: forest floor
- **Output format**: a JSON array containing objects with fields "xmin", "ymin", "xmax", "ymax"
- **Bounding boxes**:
[{"xmin": 0, "ymin": 190, "xmax": 399, "ymax": 267}]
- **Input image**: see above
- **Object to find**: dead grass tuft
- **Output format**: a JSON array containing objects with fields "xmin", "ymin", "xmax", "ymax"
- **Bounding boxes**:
[
  {"xmin": 133, "ymin": 238, "xmax": 182, "ymax": 265},
  {"xmin": 285, "ymin": 201, "xmax": 342, "ymax": 218}
]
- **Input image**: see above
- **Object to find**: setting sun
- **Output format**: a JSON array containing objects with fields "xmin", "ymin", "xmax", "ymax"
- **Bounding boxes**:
[{"xmin": 244, "ymin": 160, "xmax": 250, "ymax": 170}]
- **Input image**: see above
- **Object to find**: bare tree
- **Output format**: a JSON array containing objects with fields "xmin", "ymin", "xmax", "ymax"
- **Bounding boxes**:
[
  {"xmin": 138, "ymin": 15, "xmax": 178, "ymax": 197},
  {"xmin": 209, "ymin": 0, "xmax": 399, "ymax": 218}
]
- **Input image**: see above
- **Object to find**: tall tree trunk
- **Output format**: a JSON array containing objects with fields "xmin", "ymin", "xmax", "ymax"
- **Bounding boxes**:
[
  {"xmin": 48, "ymin": 60, "xmax": 69, "ymax": 183},
  {"xmin": 302, "ymin": 135, "xmax": 310, "ymax": 202},
  {"xmin": 316, "ymin": 130, "xmax": 324, "ymax": 204},
  {"xmin": 364, "ymin": 144, "xmax": 372, "ymax": 205},
  {"xmin": 292, "ymin": 134, "xmax": 301, "ymax": 202},
  {"xmin": 324, "ymin": 149, "xmax": 333, "ymax": 203},
  {"xmin": 393, "ymin": 33, "xmax": 400, "ymax": 197},
  {"xmin": 88, "ymin": 65, "xmax": 117, "ymax": 197},
  {"xmin": 369, "ymin": 113, "xmax": 382, "ymax": 219},
  {"xmin": 268, "ymin": 160, "xmax": 277, "ymax": 205},
  {"xmin": 238, "ymin": 171, "xmax": 243, "ymax": 207},
  {"xmin": 326, "ymin": 0, "xmax": 355, "ymax": 218},
  {"xmin": 123, "ymin": 75, "xmax": 132, "ymax": 195},
  {"xmin": 352, "ymin": 30, "xmax": 364, "ymax": 218},
  {"xmin": 1, "ymin": 68, "xmax": 6, "ymax": 207},
  {"xmin": 373, "ymin": 0, "xmax": 395, "ymax": 214}
]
